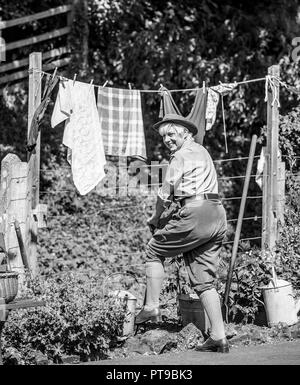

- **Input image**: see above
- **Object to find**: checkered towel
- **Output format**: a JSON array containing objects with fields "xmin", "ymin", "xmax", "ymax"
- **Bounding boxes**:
[{"xmin": 97, "ymin": 86, "xmax": 147, "ymax": 158}]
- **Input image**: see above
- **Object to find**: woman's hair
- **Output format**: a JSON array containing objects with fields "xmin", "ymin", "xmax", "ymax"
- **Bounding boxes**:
[{"xmin": 159, "ymin": 123, "xmax": 192, "ymax": 138}]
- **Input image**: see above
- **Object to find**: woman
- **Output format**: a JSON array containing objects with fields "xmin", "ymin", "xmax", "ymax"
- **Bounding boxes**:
[{"xmin": 135, "ymin": 113, "xmax": 229, "ymax": 353}]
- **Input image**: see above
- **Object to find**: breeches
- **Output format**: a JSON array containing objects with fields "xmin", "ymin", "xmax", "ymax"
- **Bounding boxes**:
[{"xmin": 145, "ymin": 199, "xmax": 227, "ymax": 294}]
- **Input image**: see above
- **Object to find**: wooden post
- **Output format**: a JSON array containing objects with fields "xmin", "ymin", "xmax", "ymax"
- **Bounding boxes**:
[
  {"xmin": 277, "ymin": 161, "xmax": 286, "ymax": 228},
  {"xmin": 27, "ymin": 52, "xmax": 42, "ymax": 206},
  {"xmin": 262, "ymin": 65, "xmax": 280, "ymax": 253},
  {"xmin": 27, "ymin": 52, "xmax": 42, "ymax": 276},
  {"xmin": 262, "ymin": 147, "xmax": 268, "ymax": 248}
]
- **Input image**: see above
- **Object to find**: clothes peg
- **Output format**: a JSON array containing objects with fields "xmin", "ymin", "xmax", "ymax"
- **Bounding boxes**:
[
  {"xmin": 203, "ymin": 81, "xmax": 206, "ymax": 93},
  {"xmin": 128, "ymin": 83, "xmax": 132, "ymax": 90},
  {"xmin": 102, "ymin": 80, "xmax": 108, "ymax": 87},
  {"xmin": 52, "ymin": 67, "xmax": 58, "ymax": 79},
  {"xmin": 73, "ymin": 73, "xmax": 77, "ymax": 85},
  {"xmin": 89, "ymin": 79, "xmax": 94, "ymax": 92}
]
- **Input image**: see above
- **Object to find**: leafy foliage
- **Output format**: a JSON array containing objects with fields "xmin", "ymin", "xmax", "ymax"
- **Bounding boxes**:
[{"xmin": 2, "ymin": 273, "xmax": 127, "ymax": 364}]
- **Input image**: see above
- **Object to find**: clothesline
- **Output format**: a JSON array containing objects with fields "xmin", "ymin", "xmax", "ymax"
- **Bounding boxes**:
[
  {"xmin": 31, "ymin": 67, "xmax": 269, "ymax": 93},
  {"xmin": 30, "ymin": 67, "xmax": 300, "ymax": 95}
]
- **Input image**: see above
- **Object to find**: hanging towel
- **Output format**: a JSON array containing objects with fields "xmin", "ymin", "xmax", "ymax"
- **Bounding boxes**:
[
  {"xmin": 51, "ymin": 79, "xmax": 106, "ymax": 195},
  {"xmin": 97, "ymin": 86, "xmax": 147, "ymax": 158},
  {"xmin": 158, "ymin": 87, "xmax": 207, "ymax": 145}
]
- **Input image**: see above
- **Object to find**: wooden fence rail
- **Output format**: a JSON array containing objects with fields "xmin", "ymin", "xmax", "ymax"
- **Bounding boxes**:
[
  {"xmin": 0, "ymin": 5, "xmax": 72, "ymax": 30},
  {"xmin": 0, "ymin": 4, "xmax": 72, "ymax": 85}
]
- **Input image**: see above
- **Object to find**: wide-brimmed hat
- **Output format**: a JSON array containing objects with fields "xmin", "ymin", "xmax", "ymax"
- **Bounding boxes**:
[{"xmin": 153, "ymin": 113, "xmax": 198, "ymax": 136}]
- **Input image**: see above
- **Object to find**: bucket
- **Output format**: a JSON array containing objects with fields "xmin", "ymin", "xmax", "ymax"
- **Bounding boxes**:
[
  {"xmin": 261, "ymin": 279, "xmax": 298, "ymax": 326},
  {"xmin": 178, "ymin": 293, "xmax": 210, "ymax": 334}
]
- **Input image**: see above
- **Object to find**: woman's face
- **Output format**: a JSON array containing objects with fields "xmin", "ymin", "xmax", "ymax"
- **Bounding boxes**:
[{"xmin": 158, "ymin": 123, "xmax": 187, "ymax": 152}]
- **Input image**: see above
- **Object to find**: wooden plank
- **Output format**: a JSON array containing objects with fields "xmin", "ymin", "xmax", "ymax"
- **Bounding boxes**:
[
  {"xmin": 277, "ymin": 161, "xmax": 286, "ymax": 227},
  {"xmin": 0, "ymin": 57, "xmax": 70, "ymax": 84},
  {"xmin": 32, "ymin": 203, "xmax": 47, "ymax": 229},
  {"xmin": 0, "ymin": 155, "xmax": 29, "ymax": 278},
  {"xmin": 261, "ymin": 147, "xmax": 268, "ymax": 252},
  {"xmin": 0, "ymin": 154, "xmax": 21, "ymax": 254},
  {"xmin": 0, "ymin": 299, "xmax": 45, "ymax": 310},
  {"xmin": 26, "ymin": 53, "xmax": 42, "ymax": 277},
  {"xmin": 0, "ymin": 5, "xmax": 72, "ymax": 30},
  {"xmin": 0, "ymin": 47, "xmax": 70, "ymax": 73},
  {"xmin": 5, "ymin": 27, "xmax": 71, "ymax": 52},
  {"xmin": 265, "ymin": 65, "xmax": 280, "ymax": 253},
  {"xmin": 43, "ymin": 57, "xmax": 71, "ymax": 71}
]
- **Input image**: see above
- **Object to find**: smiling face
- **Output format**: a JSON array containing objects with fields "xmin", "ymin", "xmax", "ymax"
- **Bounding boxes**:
[{"xmin": 158, "ymin": 123, "xmax": 189, "ymax": 152}]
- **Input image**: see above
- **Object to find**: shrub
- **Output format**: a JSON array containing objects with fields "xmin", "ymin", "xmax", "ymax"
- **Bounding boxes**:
[{"xmin": 2, "ymin": 273, "xmax": 127, "ymax": 364}]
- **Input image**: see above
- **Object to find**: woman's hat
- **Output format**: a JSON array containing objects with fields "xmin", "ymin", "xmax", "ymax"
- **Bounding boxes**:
[{"xmin": 153, "ymin": 113, "xmax": 198, "ymax": 136}]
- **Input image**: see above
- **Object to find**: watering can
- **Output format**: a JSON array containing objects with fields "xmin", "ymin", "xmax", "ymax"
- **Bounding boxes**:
[
  {"xmin": 108, "ymin": 290, "xmax": 137, "ymax": 336},
  {"xmin": 261, "ymin": 278, "xmax": 300, "ymax": 327}
]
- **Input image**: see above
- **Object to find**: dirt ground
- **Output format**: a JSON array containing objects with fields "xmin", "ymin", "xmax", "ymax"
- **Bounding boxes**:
[{"xmin": 84, "ymin": 339, "xmax": 300, "ymax": 365}]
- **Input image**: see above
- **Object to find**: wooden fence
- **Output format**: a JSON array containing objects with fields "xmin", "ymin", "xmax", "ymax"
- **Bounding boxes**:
[
  {"xmin": 0, "ymin": 53, "xmax": 286, "ymax": 278},
  {"xmin": 0, "ymin": 4, "xmax": 72, "ymax": 84}
]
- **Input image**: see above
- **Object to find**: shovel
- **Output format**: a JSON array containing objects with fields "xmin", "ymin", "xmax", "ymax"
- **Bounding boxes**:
[{"xmin": 223, "ymin": 135, "xmax": 257, "ymax": 322}]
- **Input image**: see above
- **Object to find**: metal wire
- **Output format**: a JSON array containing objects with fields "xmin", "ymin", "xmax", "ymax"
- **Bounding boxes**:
[
  {"xmin": 40, "ymin": 155, "xmax": 261, "ymax": 173},
  {"xmin": 223, "ymin": 236, "xmax": 262, "ymax": 245}
]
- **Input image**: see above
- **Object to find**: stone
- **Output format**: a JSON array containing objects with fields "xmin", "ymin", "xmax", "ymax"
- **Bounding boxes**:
[
  {"xmin": 140, "ymin": 329, "xmax": 177, "ymax": 354},
  {"xmin": 229, "ymin": 333, "xmax": 251, "ymax": 346},
  {"xmin": 34, "ymin": 351, "xmax": 49, "ymax": 365},
  {"xmin": 3, "ymin": 347, "xmax": 23, "ymax": 365},
  {"xmin": 290, "ymin": 321, "xmax": 300, "ymax": 339},
  {"xmin": 224, "ymin": 323, "xmax": 238, "ymax": 339},
  {"xmin": 61, "ymin": 354, "xmax": 80, "ymax": 364},
  {"xmin": 177, "ymin": 323, "xmax": 204, "ymax": 350},
  {"xmin": 123, "ymin": 335, "xmax": 152, "ymax": 355},
  {"xmin": 250, "ymin": 329, "xmax": 265, "ymax": 342}
]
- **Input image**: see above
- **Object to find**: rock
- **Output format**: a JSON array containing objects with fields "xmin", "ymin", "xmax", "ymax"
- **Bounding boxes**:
[
  {"xmin": 280, "ymin": 324, "xmax": 292, "ymax": 340},
  {"xmin": 3, "ymin": 347, "xmax": 23, "ymax": 365},
  {"xmin": 290, "ymin": 321, "xmax": 300, "ymax": 338},
  {"xmin": 177, "ymin": 323, "xmax": 204, "ymax": 350},
  {"xmin": 123, "ymin": 335, "xmax": 152, "ymax": 355},
  {"xmin": 229, "ymin": 333, "xmax": 251, "ymax": 346},
  {"xmin": 250, "ymin": 329, "xmax": 269, "ymax": 343},
  {"xmin": 61, "ymin": 355, "xmax": 80, "ymax": 364},
  {"xmin": 34, "ymin": 352, "xmax": 49, "ymax": 365},
  {"xmin": 140, "ymin": 329, "xmax": 177, "ymax": 354},
  {"xmin": 224, "ymin": 323, "xmax": 238, "ymax": 340}
]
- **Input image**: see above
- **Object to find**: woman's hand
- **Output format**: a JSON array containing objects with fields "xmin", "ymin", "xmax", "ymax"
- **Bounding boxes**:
[{"xmin": 147, "ymin": 215, "xmax": 159, "ymax": 234}]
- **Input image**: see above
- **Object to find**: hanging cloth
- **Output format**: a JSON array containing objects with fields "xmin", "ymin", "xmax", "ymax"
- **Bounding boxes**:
[
  {"xmin": 206, "ymin": 82, "xmax": 237, "ymax": 132},
  {"xmin": 97, "ymin": 86, "xmax": 147, "ymax": 158},
  {"xmin": 27, "ymin": 74, "xmax": 59, "ymax": 152},
  {"xmin": 158, "ymin": 87, "xmax": 207, "ymax": 145},
  {"xmin": 255, "ymin": 147, "xmax": 265, "ymax": 190},
  {"xmin": 205, "ymin": 88, "xmax": 220, "ymax": 131},
  {"xmin": 51, "ymin": 79, "xmax": 106, "ymax": 195}
]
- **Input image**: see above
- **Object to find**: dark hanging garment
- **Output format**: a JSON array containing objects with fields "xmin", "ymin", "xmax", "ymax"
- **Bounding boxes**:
[
  {"xmin": 27, "ymin": 74, "xmax": 59, "ymax": 152},
  {"xmin": 159, "ymin": 87, "xmax": 181, "ymax": 118},
  {"xmin": 158, "ymin": 87, "xmax": 207, "ymax": 145},
  {"xmin": 186, "ymin": 89, "xmax": 208, "ymax": 145}
]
